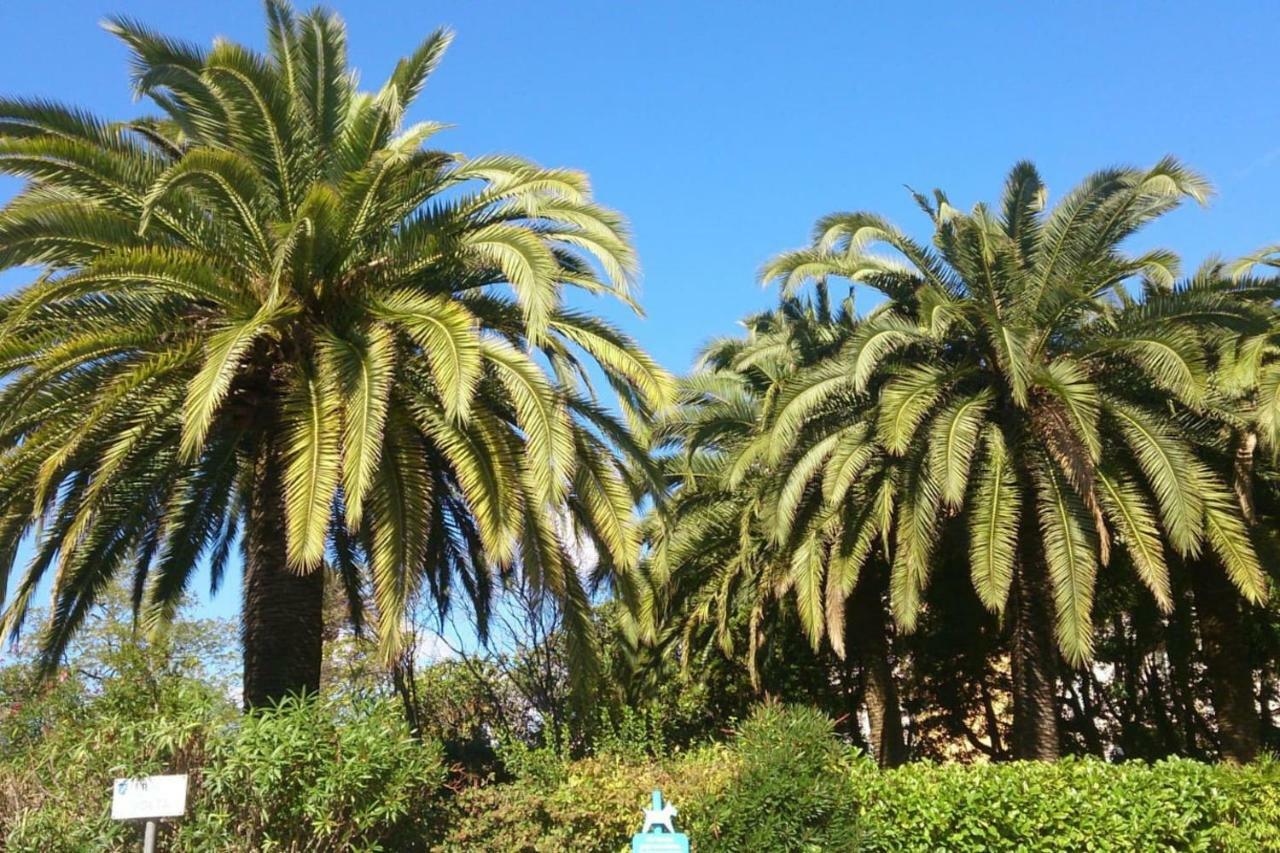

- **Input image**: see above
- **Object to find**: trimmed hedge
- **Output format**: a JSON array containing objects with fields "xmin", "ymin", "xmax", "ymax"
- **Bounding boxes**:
[
  {"xmin": 853, "ymin": 756, "xmax": 1280, "ymax": 852},
  {"xmin": 442, "ymin": 705, "xmax": 1280, "ymax": 852}
]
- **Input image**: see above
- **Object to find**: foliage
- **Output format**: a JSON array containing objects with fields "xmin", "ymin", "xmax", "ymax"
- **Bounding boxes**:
[
  {"xmin": 0, "ymin": 0, "xmax": 670, "ymax": 701},
  {"xmin": 0, "ymin": 593, "xmax": 237, "ymax": 851},
  {"xmin": 1, "ymin": 591, "xmax": 445, "ymax": 852},
  {"xmin": 852, "ymin": 756, "xmax": 1280, "ymax": 852},
  {"xmin": 178, "ymin": 696, "xmax": 445, "ymax": 852},
  {"xmin": 444, "ymin": 703, "xmax": 1280, "ymax": 852},
  {"xmin": 698, "ymin": 703, "xmax": 860, "ymax": 852},
  {"xmin": 644, "ymin": 161, "xmax": 1280, "ymax": 763},
  {"xmin": 2, "ymin": 671, "xmax": 445, "ymax": 852},
  {"xmin": 446, "ymin": 704, "xmax": 861, "ymax": 852},
  {"xmin": 4, "ymin": 625, "xmax": 1278, "ymax": 853}
]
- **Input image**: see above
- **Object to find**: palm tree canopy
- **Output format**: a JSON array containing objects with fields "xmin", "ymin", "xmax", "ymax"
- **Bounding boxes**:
[
  {"xmin": 0, "ymin": 0, "xmax": 672, "ymax": 674},
  {"xmin": 753, "ymin": 160, "xmax": 1267, "ymax": 665},
  {"xmin": 641, "ymin": 287, "xmax": 856, "ymax": 679}
]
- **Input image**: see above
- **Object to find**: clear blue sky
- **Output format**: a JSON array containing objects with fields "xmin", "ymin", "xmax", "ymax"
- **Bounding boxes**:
[{"xmin": 3, "ymin": 0, "xmax": 1279, "ymax": 625}]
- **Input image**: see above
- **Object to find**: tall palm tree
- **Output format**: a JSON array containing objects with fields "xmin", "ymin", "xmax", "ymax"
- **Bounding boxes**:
[
  {"xmin": 0, "ymin": 1, "xmax": 670, "ymax": 708},
  {"xmin": 760, "ymin": 160, "xmax": 1267, "ymax": 758},
  {"xmin": 645, "ymin": 286, "xmax": 909, "ymax": 766},
  {"xmin": 1167, "ymin": 251, "xmax": 1280, "ymax": 761}
]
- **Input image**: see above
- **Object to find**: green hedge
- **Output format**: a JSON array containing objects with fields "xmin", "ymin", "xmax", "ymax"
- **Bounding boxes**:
[
  {"xmin": 5, "ymin": 690, "xmax": 1278, "ymax": 851},
  {"xmin": 443, "ymin": 705, "xmax": 1280, "ymax": 852},
  {"xmin": 852, "ymin": 757, "xmax": 1280, "ymax": 852}
]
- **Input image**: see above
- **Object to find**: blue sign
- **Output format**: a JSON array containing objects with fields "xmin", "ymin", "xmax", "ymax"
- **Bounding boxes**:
[{"xmin": 631, "ymin": 790, "xmax": 690, "ymax": 853}]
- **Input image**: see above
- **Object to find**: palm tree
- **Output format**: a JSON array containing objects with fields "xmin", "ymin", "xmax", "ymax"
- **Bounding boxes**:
[
  {"xmin": 1166, "ymin": 251, "xmax": 1280, "ymax": 761},
  {"xmin": 0, "ymin": 1, "xmax": 670, "ymax": 708},
  {"xmin": 760, "ymin": 160, "xmax": 1267, "ymax": 759},
  {"xmin": 645, "ymin": 286, "xmax": 909, "ymax": 766}
]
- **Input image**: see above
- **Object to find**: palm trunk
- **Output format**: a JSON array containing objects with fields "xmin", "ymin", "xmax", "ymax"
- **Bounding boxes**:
[
  {"xmin": 849, "ymin": 570, "xmax": 907, "ymax": 767},
  {"xmin": 1166, "ymin": 584, "xmax": 1205, "ymax": 757},
  {"xmin": 1189, "ymin": 559, "xmax": 1260, "ymax": 763},
  {"xmin": 241, "ymin": 436, "xmax": 324, "ymax": 709},
  {"xmin": 1008, "ymin": 516, "xmax": 1060, "ymax": 760}
]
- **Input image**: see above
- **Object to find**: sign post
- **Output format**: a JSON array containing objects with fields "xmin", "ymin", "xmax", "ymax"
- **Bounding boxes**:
[
  {"xmin": 631, "ymin": 789, "xmax": 690, "ymax": 853},
  {"xmin": 111, "ymin": 774, "xmax": 188, "ymax": 852}
]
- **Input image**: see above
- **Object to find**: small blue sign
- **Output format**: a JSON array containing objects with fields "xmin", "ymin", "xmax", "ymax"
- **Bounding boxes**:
[{"xmin": 631, "ymin": 790, "xmax": 690, "ymax": 853}]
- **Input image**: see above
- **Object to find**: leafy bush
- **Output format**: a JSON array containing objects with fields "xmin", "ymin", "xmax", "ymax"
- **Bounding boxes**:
[
  {"xmin": 2, "ymin": 665, "xmax": 446, "ymax": 852},
  {"xmin": 442, "ymin": 703, "xmax": 860, "ymax": 852},
  {"xmin": 5, "ymin": 660, "xmax": 1278, "ymax": 853},
  {"xmin": 443, "ymin": 704, "xmax": 1280, "ymax": 852},
  {"xmin": 700, "ymin": 703, "xmax": 860, "ymax": 851},
  {"xmin": 177, "ymin": 696, "xmax": 445, "ymax": 851},
  {"xmin": 439, "ymin": 747, "xmax": 736, "ymax": 852},
  {"xmin": 1, "ymin": 648, "xmax": 233, "ymax": 852},
  {"xmin": 854, "ymin": 755, "xmax": 1280, "ymax": 852}
]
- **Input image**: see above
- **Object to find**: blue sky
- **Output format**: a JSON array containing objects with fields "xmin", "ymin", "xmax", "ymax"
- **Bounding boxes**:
[{"xmin": 3, "ymin": 0, "xmax": 1280, "ymax": 626}]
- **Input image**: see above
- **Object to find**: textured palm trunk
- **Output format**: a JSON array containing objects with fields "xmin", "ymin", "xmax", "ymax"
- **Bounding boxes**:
[
  {"xmin": 1189, "ymin": 560, "xmax": 1260, "ymax": 763},
  {"xmin": 1167, "ymin": 584, "xmax": 1206, "ymax": 757},
  {"xmin": 241, "ymin": 437, "xmax": 325, "ymax": 709},
  {"xmin": 850, "ymin": 572, "xmax": 907, "ymax": 767},
  {"xmin": 1008, "ymin": 517, "xmax": 1060, "ymax": 760}
]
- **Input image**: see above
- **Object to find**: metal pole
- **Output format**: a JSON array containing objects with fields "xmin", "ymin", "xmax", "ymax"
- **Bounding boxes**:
[{"xmin": 142, "ymin": 820, "xmax": 157, "ymax": 853}]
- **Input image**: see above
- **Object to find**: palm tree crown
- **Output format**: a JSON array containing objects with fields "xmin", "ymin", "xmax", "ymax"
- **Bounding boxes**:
[
  {"xmin": 0, "ymin": 1, "xmax": 670, "ymax": 705},
  {"xmin": 761, "ymin": 159, "xmax": 1267, "ymax": 666},
  {"xmin": 697, "ymin": 159, "xmax": 1275, "ymax": 760}
]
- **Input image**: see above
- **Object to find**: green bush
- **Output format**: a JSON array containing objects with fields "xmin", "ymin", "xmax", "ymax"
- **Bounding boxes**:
[
  {"xmin": 1, "ymin": 657, "xmax": 232, "ymax": 852},
  {"xmin": 176, "ymin": 696, "xmax": 446, "ymax": 852},
  {"xmin": 854, "ymin": 755, "xmax": 1280, "ymax": 852},
  {"xmin": 440, "ymin": 748, "xmax": 736, "ymax": 852},
  {"xmin": 700, "ymin": 702, "xmax": 860, "ymax": 851},
  {"xmin": 5, "ymin": 676, "xmax": 1278, "ymax": 852},
  {"xmin": 2, "ymin": 684, "xmax": 446, "ymax": 852},
  {"xmin": 443, "ymin": 704, "xmax": 1280, "ymax": 852},
  {"xmin": 442, "ymin": 703, "xmax": 860, "ymax": 852}
]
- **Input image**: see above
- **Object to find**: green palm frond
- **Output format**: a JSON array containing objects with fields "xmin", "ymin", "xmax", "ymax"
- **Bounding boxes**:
[
  {"xmin": 968, "ymin": 426, "xmax": 1020, "ymax": 613},
  {"xmin": 1034, "ymin": 461, "xmax": 1096, "ymax": 666},
  {"xmin": 281, "ymin": 362, "xmax": 341, "ymax": 569}
]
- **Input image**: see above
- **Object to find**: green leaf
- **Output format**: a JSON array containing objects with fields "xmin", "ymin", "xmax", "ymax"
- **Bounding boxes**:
[
  {"xmin": 320, "ymin": 326, "xmax": 395, "ymax": 529},
  {"xmin": 968, "ymin": 427, "xmax": 1020, "ymax": 614},
  {"xmin": 1034, "ymin": 462, "xmax": 1097, "ymax": 666},
  {"xmin": 375, "ymin": 290, "xmax": 480, "ymax": 421},
  {"xmin": 929, "ymin": 389, "xmax": 991, "ymax": 508},
  {"xmin": 180, "ymin": 302, "xmax": 284, "ymax": 460},
  {"xmin": 282, "ymin": 361, "xmax": 341, "ymax": 569}
]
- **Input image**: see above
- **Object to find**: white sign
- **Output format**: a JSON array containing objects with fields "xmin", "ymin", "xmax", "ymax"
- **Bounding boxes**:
[{"xmin": 110, "ymin": 774, "xmax": 188, "ymax": 820}]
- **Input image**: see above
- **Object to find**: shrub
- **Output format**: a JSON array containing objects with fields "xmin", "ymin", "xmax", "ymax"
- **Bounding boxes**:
[
  {"xmin": 439, "ymin": 747, "xmax": 736, "ymax": 852},
  {"xmin": 853, "ymin": 755, "xmax": 1280, "ymax": 852},
  {"xmin": 5, "ymin": 678, "xmax": 1278, "ymax": 852},
  {"xmin": 440, "ymin": 703, "xmax": 860, "ymax": 852},
  {"xmin": 1, "ymin": 659, "xmax": 231, "ymax": 852},
  {"xmin": 442, "ymin": 704, "xmax": 1280, "ymax": 852},
  {"xmin": 177, "ymin": 696, "xmax": 446, "ymax": 852},
  {"xmin": 1, "ymin": 676, "xmax": 446, "ymax": 852},
  {"xmin": 699, "ymin": 702, "xmax": 860, "ymax": 851}
]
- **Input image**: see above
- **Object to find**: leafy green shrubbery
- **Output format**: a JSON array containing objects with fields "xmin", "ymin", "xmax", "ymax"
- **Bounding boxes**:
[
  {"xmin": 3, "ymin": 691, "xmax": 446, "ymax": 853},
  {"xmin": 4, "ymin": 672, "xmax": 1278, "ymax": 852},
  {"xmin": 853, "ymin": 756, "xmax": 1280, "ymax": 852},
  {"xmin": 700, "ymin": 703, "xmax": 860, "ymax": 851},
  {"xmin": 0, "ymin": 624, "xmax": 234, "ymax": 851},
  {"xmin": 177, "ymin": 696, "xmax": 446, "ymax": 851},
  {"xmin": 445, "ymin": 703, "xmax": 1280, "ymax": 852},
  {"xmin": 0, "ymin": 646, "xmax": 446, "ymax": 853},
  {"xmin": 440, "ymin": 703, "xmax": 859, "ymax": 851}
]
